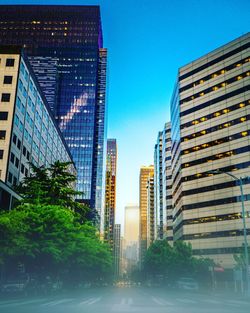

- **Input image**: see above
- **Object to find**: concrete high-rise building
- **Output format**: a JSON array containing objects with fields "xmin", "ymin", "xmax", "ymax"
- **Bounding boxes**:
[
  {"xmin": 171, "ymin": 33, "xmax": 250, "ymax": 268},
  {"xmin": 162, "ymin": 122, "xmax": 173, "ymax": 243},
  {"xmin": 0, "ymin": 5, "xmax": 108, "ymax": 223},
  {"xmin": 104, "ymin": 139, "xmax": 117, "ymax": 246},
  {"xmin": 147, "ymin": 173, "xmax": 155, "ymax": 248},
  {"xmin": 0, "ymin": 47, "xmax": 75, "ymax": 205},
  {"xmin": 114, "ymin": 224, "xmax": 121, "ymax": 279},
  {"xmin": 139, "ymin": 166, "xmax": 154, "ymax": 265},
  {"xmin": 154, "ymin": 132, "xmax": 163, "ymax": 239}
]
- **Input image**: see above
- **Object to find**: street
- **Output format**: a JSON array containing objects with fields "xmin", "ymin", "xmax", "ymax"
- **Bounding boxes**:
[{"xmin": 0, "ymin": 287, "xmax": 249, "ymax": 313}]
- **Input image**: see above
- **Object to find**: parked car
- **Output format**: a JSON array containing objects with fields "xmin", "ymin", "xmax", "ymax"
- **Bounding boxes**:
[{"xmin": 176, "ymin": 277, "xmax": 199, "ymax": 291}]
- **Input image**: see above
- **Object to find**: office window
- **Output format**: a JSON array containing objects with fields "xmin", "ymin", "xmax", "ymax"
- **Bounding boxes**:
[
  {"xmin": 21, "ymin": 163, "xmax": 24, "ymax": 174},
  {"xmin": 17, "ymin": 139, "xmax": 21, "ymax": 150},
  {"xmin": 15, "ymin": 158, "xmax": 19, "ymax": 168},
  {"xmin": 13, "ymin": 176, "xmax": 17, "ymax": 186},
  {"xmin": 0, "ymin": 150, "xmax": 3, "ymax": 159},
  {"xmin": 10, "ymin": 152, "xmax": 15, "ymax": 163},
  {"xmin": 3, "ymin": 76, "xmax": 13, "ymax": 84},
  {"xmin": 8, "ymin": 172, "xmax": 13, "ymax": 183},
  {"xmin": 1, "ymin": 93, "xmax": 10, "ymax": 102},
  {"xmin": 6, "ymin": 58, "xmax": 15, "ymax": 67},
  {"xmin": 13, "ymin": 134, "xmax": 17, "ymax": 144},
  {"xmin": 0, "ymin": 131, "xmax": 6, "ymax": 140},
  {"xmin": 0, "ymin": 112, "xmax": 8, "ymax": 120}
]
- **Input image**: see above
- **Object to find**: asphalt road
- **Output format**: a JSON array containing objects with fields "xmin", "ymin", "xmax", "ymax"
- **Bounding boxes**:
[{"xmin": 0, "ymin": 287, "xmax": 249, "ymax": 313}]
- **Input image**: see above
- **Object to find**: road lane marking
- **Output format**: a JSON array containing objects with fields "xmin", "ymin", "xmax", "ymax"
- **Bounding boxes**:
[
  {"xmin": 79, "ymin": 298, "xmax": 96, "ymax": 305},
  {"xmin": 203, "ymin": 299, "xmax": 221, "ymax": 304},
  {"xmin": 176, "ymin": 298, "xmax": 196, "ymax": 304},
  {"xmin": 0, "ymin": 298, "xmax": 47, "ymax": 307},
  {"xmin": 151, "ymin": 296, "xmax": 173, "ymax": 306},
  {"xmin": 87, "ymin": 297, "xmax": 102, "ymax": 305},
  {"xmin": 41, "ymin": 298, "xmax": 74, "ymax": 306}
]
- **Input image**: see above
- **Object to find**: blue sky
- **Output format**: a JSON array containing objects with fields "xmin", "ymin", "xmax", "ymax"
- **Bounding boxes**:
[{"xmin": 1, "ymin": 0, "xmax": 249, "ymax": 230}]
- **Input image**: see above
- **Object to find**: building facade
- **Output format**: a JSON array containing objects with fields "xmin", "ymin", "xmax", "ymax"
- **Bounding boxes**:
[
  {"xmin": 139, "ymin": 166, "xmax": 154, "ymax": 265},
  {"xmin": 171, "ymin": 33, "xmax": 250, "ymax": 268},
  {"xmin": 0, "ymin": 5, "xmax": 108, "ymax": 223},
  {"xmin": 154, "ymin": 132, "xmax": 163, "ymax": 239},
  {"xmin": 0, "ymin": 47, "xmax": 74, "ymax": 191},
  {"xmin": 104, "ymin": 139, "xmax": 117, "ymax": 247},
  {"xmin": 114, "ymin": 224, "xmax": 121, "ymax": 279},
  {"xmin": 162, "ymin": 122, "xmax": 173, "ymax": 243},
  {"xmin": 147, "ymin": 173, "xmax": 155, "ymax": 248}
]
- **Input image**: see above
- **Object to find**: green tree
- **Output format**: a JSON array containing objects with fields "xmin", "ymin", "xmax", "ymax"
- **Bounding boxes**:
[
  {"xmin": 17, "ymin": 161, "xmax": 89, "ymax": 221},
  {"xmin": 0, "ymin": 204, "xmax": 112, "ymax": 285}
]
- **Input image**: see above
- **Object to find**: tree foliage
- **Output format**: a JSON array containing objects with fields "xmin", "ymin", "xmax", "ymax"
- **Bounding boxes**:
[
  {"xmin": 143, "ymin": 240, "xmax": 214, "ymax": 284},
  {"xmin": 0, "ymin": 204, "xmax": 113, "ymax": 284},
  {"xmin": 17, "ymin": 161, "xmax": 89, "ymax": 221},
  {"xmin": 0, "ymin": 161, "xmax": 112, "ymax": 285}
]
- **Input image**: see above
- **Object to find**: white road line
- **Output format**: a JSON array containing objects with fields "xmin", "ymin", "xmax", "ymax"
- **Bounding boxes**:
[
  {"xmin": 79, "ymin": 298, "xmax": 94, "ymax": 305},
  {"xmin": 41, "ymin": 298, "xmax": 74, "ymax": 307},
  {"xmin": 203, "ymin": 299, "xmax": 221, "ymax": 304},
  {"xmin": 151, "ymin": 296, "xmax": 168, "ymax": 306},
  {"xmin": 1, "ymin": 298, "xmax": 46, "ymax": 307},
  {"xmin": 87, "ymin": 297, "xmax": 102, "ymax": 305},
  {"xmin": 151, "ymin": 297, "xmax": 164, "ymax": 305},
  {"xmin": 176, "ymin": 298, "xmax": 196, "ymax": 304}
]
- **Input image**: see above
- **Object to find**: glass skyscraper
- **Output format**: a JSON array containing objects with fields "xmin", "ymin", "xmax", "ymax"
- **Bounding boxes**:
[{"xmin": 0, "ymin": 5, "xmax": 108, "ymax": 221}]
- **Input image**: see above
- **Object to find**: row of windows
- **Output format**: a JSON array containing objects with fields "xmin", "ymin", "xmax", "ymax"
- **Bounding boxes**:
[
  {"xmin": 180, "ymin": 71, "xmax": 249, "ymax": 105},
  {"xmin": 174, "ymin": 177, "xmax": 250, "ymax": 207},
  {"xmin": 174, "ymin": 212, "xmax": 244, "ymax": 232},
  {"xmin": 181, "ymin": 229, "xmax": 250, "ymax": 241},
  {"xmin": 180, "ymin": 57, "xmax": 250, "ymax": 93},
  {"xmin": 181, "ymin": 99, "xmax": 250, "ymax": 130},
  {"xmin": 180, "ymin": 85, "xmax": 249, "ymax": 117},
  {"xmin": 182, "ymin": 114, "xmax": 249, "ymax": 142},
  {"xmin": 183, "ymin": 130, "xmax": 249, "ymax": 156},
  {"xmin": 183, "ymin": 145, "xmax": 250, "ymax": 169},
  {"xmin": 174, "ymin": 193, "xmax": 250, "ymax": 221},
  {"xmin": 12, "ymin": 133, "xmax": 31, "ymax": 161},
  {"xmin": 192, "ymin": 247, "xmax": 243, "ymax": 255},
  {"xmin": 179, "ymin": 43, "xmax": 249, "ymax": 81},
  {"xmin": 173, "ymin": 161, "xmax": 250, "ymax": 197}
]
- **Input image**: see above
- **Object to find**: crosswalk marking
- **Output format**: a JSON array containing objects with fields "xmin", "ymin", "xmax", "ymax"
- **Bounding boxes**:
[{"xmin": 79, "ymin": 298, "xmax": 95, "ymax": 305}]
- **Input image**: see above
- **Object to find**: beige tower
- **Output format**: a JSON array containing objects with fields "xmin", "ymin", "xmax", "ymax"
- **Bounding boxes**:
[{"xmin": 139, "ymin": 165, "xmax": 154, "ymax": 266}]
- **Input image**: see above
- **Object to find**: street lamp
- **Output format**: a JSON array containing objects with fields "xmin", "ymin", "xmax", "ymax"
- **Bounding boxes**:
[{"xmin": 208, "ymin": 169, "xmax": 250, "ymax": 295}]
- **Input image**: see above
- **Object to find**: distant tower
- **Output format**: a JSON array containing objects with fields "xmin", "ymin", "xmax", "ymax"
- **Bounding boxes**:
[
  {"xmin": 104, "ymin": 139, "xmax": 117, "ymax": 248},
  {"xmin": 114, "ymin": 224, "xmax": 121, "ymax": 278},
  {"xmin": 147, "ymin": 173, "xmax": 155, "ymax": 248},
  {"xmin": 139, "ymin": 165, "xmax": 154, "ymax": 266},
  {"xmin": 124, "ymin": 204, "xmax": 139, "ymax": 275}
]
